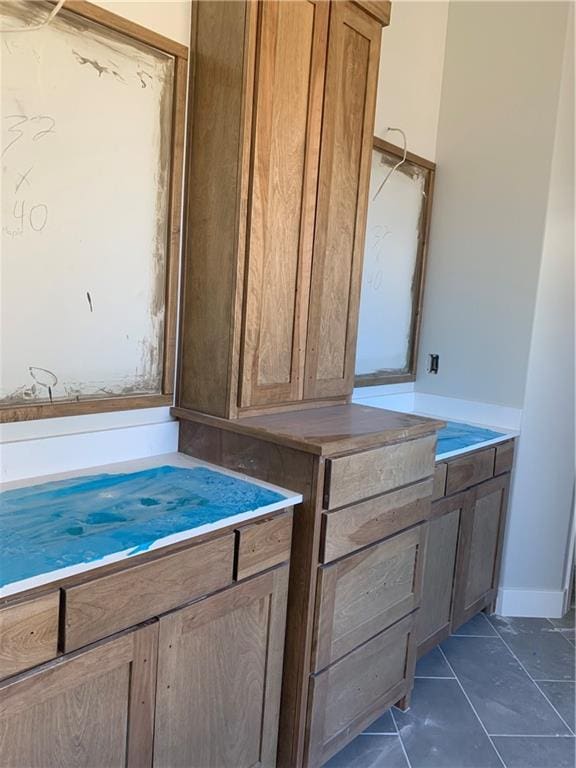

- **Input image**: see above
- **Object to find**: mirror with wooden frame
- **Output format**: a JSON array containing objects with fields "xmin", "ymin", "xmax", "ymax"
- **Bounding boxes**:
[{"xmin": 355, "ymin": 137, "xmax": 435, "ymax": 386}]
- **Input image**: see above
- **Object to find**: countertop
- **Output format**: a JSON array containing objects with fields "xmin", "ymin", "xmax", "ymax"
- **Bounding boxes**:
[
  {"xmin": 0, "ymin": 452, "xmax": 301, "ymax": 599},
  {"xmin": 435, "ymin": 420, "xmax": 518, "ymax": 461}
]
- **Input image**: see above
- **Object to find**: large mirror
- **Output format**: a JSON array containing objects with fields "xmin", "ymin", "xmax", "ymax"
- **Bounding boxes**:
[{"xmin": 355, "ymin": 137, "xmax": 435, "ymax": 386}]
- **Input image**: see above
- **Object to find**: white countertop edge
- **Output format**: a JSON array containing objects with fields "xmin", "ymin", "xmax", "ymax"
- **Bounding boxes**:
[
  {"xmin": 435, "ymin": 431, "xmax": 519, "ymax": 461},
  {"xmin": 0, "ymin": 452, "xmax": 302, "ymax": 599},
  {"xmin": 0, "ymin": 495, "xmax": 299, "ymax": 599}
]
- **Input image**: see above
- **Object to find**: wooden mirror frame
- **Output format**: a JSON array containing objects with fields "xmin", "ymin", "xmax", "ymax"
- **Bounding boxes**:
[
  {"xmin": 0, "ymin": 0, "xmax": 188, "ymax": 423},
  {"xmin": 355, "ymin": 137, "xmax": 435, "ymax": 387}
]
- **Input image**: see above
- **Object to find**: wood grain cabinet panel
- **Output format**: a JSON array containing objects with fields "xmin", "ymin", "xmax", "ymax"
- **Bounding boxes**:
[
  {"xmin": 306, "ymin": 614, "xmax": 416, "ymax": 768},
  {"xmin": 313, "ymin": 525, "xmax": 426, "ymax": 671},
  {"xmin": 0, "ymin": 624, "xmax": 158, "ymax": 768},
  {"xmin": 154, "ymin": 567, "xmax": 289, "ymax": 768},
  {"xmin": 433, "ymin": 463, "xmax": 447, "ymax": 500},
  {"xmin": 445, "ymin": 447, "xmax": 496, "ymax": 495},
  {"xmin": 416, "ymin": 497, "xmax": 464, "ymax": 656},
  {"xmin": 63, "ymin": 535, "xmax": 234, "ymax": 651},
  {"xmin": 494, "ymin": 441, "xmax": 514, "ymax": 475},
  {"xmin": 304, "ymin": 1, "xmax": 381, "ymax": 399},
  {"xmin": 452, "ymin": 475, "xmax": 510, "ymax": 631},
  {"xmin": 321, "ymin": 479, "xmax": 432, "ymax": 562},
  {"xmin": 239, "ymin": 0, "xmax": 328, "ymax": 408},
  {"xmin": 325, "ymin": 435, "xmax": 436, "ymax": 510},
  {"xmin": 235, "ymin": 511, "xmax": 293, "ymax": 580},
  {"xmin": 0, "ymin": 592, "xmax": 59, "ymax": 680}
]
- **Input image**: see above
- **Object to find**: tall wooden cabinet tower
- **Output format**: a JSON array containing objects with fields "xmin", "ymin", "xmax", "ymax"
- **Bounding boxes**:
[
  {"xmin": 175, "ymin": 5, "xmax": 445, "ymax": 768},
  {"xmin": 177, "ymin": 0, "xmax": 389, "ymax": 419}
]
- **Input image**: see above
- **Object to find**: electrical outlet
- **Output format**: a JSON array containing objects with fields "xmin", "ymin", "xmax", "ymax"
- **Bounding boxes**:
[{"xmin": 428, "ymin": 354, "xmax": 439, "ymax": 374}]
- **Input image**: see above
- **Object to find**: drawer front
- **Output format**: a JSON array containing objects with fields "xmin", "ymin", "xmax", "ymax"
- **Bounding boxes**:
[
  {"xmin": 235, "ymin": 511, "xmax": 293, "ymax": 580},
  {"xmin": 0, "ymin": 593, "xmax": 59, "ymax": 680},
  {"xmin": 321, "ymin": 479, "xmax": 432, "ymax": 563},
  {"xmin": 445, "ymin": 448, "xmax": 495, "ymax": 495},
  {"xmin": 63, "ymin": 535, "xmax": 234, "ymax": 652},
  {"xmin": 433, "ymin": 463, "xmax": 447, "ymax": 500},
  {"xmin": 325, "ymin": 435, "xmax": 436, "ymax": 510},
  {"xmin": 494, "ymin": 441, "xmax": 514, "ymax": 475},
  {"xmin": 313, "ymin": 525, "xmax": 426, "ymax": 671},
  {"xmin": 307, "ymin": 613, "xmax": 416, "ymax": 767}
]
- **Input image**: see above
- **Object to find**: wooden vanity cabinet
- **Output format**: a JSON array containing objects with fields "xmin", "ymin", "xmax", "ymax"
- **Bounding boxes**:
[
  {"xmin": 416, "ymin": 441, "xmax": 515, "ymax": 655},
  {"xmin": 178, "ymin": 0, "xmax": 388, "ymax": 418},
  {"xmin": 0, "ymin": 512, "xmax": 293, "ymax": 768},
  {"xmin": 0, "ymin": 623, "xmax": 158, "ymax": 768}
]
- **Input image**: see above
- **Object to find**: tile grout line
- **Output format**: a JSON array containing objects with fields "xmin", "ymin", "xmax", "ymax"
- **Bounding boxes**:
[
  {"xmin": 414, "ymin": 675, "xmax": 455, "ymax": 680},
  {"xmin": 486, "ymin": 618, "xmax": 575, "ymax": 737},
  {"xmin": 390, "ymin": 706, "xmax": 414, "ymax": 768},
  {"xmin": 438, "ymin": 645, "xmax": 508, "ymax": 768},
  {"xmin": 486, "ymin": 734, "xmax": 576, "ymax": 739}
]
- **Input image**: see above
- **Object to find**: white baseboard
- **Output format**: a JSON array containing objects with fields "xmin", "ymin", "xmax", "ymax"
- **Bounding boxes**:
[
  {"xmin": 496, "ymin": 587, "xmax": 567, "ymax": 618},
  {"xmin": 0, "ymin": 420, "xmax": 179, "ymax": 483}
]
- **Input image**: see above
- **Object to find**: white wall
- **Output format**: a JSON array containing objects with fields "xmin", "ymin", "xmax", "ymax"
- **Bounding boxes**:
[
  {"xmin": 0, "ymin": 1, "xmax": 191, "ymax": 483},
  {"xmin": 415, "ymin": 1, "xmax": 568, "ymax": 409},
  {"xmin": 376, "ymin": 1, "xmax": 449, "ymax": 161},
  {"xmin": 498, "ymin": 13, "xmax": 575, "ymax": 617}
]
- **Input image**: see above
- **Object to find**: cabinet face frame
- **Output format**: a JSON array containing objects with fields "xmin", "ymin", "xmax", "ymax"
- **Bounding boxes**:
[
  {"xmin": 355, "ymin": 139, "xmax": 436, "ymax": 388},
  {"xmin": 452, "ymin": 474, "xmax": 510, "ymax": 631}
]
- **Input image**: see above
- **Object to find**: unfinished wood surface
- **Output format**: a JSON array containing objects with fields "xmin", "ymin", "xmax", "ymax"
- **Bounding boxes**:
[
  {"xmin": 0, "ymin": 623, "xmax": 157, "ymax": 768},
  {"xmin": 452, "ymin": 475, "xmax": 509, "ymax": 630},
  {"xmin": 416, "ymin": 506, "xmax": 460, "ymax": 651},
  {"xmin": 177, "ymin": 0, "xmax": 254, "ymax": 418},
  {"xmin": 306, "ymin": 614, "xmax": 415, "ymax": 767},
  {"xmin": 175, "ymin": 403, "xmax": 443, "ymax": 457},
  {"xmin": 321, "ymin": 479, "xmax": 432, "ymax": 562},
  {"xmin": 433, "ymin": 462, "xmax": 447, "ymax": 500},
  {"xmin": 0, "ymin": 592, "xmax": 59, "ymax": 680},
  {"xmin": 235, "ymin": 511, "xmax": 293, "ymax": 580},
  {"xmin": 445, "ymin": 447, "xmax": 496, "ymax": 496},
  {"xmin": 154, "ymin": 567, "xmax": 289, "ymax": 768},
  {"xmin": 326, "ymin": 434, "xmax": 436, "ymax": 509},
  {"xmin": 352, "ymin": 0, "xmax": 392, "ymax": 25},
  {"xmin": 494, "ymin": 440, "xmax": 515, "ymax": 475},
  {"xmin": 313, "ymin": 525, "xmax": 426, "ymax": 671},
  {"xmin": 63, "ymin": 535, "xmax": 234, "ymax": 651},
  {"xmin": 239, "ymin": 0, "xmax": 328, "ymax": 408},
  {"xmin": 304, "ymin": 1, "xmax": 381, "ymax": 399}
]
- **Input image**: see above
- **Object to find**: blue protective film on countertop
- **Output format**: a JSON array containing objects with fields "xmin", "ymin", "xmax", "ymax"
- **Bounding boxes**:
[
  {"xmin": 0, "ymin": 465, "xmax": 286, "ymax": 588},
  {"xmin": 436, "ymin": 421, "xmax": 506, "ymax": 457}
]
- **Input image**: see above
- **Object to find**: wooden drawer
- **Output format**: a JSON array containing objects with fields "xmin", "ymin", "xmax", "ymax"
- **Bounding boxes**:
[
  {"xmin": 235, "ymin": 511, "xmax": 293, "ymax": 580},
  {"xmin": 445, "ymin": 447, "xmax": 495, "ymax": 496},
  {"xmin": 324, "ymin": 435, "xmax": 436, "ymax": 510},
  {"xmin": 433, "ymin": 463, "xmax": 447, "ymax": 500},
  {"xmin": 312, "ymin": 525, "xmax": 426, "ymax": 671},
  {"xmin": 306, "ymin": 613, "xmax": 416, "ymax": 767},
  {"xmin": 494, "ymin": 441, "xmax": 514, "ymax": 475},
  {"xmin": 0, "ymin": 593, "xmax": 59, "ymax": 680},
  {"xmin": 321, "ymin": 480, "xmax": 432, "ymax": 563},
  {"xmin": 63, "ymin": 535, "xmax": 234, "ymax": 652}
]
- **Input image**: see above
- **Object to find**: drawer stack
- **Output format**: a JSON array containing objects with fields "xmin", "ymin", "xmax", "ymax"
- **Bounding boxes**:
[{"xmin": 305, "ymin": 436, "xmax": 436, "ymax": 767}]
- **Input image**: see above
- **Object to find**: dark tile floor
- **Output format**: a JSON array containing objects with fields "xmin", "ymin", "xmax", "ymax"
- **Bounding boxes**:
[{"xmin": 325, "ymin": 609, "xmax": 575, "ymax": 768}]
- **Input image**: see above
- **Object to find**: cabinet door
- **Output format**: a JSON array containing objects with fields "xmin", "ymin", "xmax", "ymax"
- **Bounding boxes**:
[
  {"xmin": 240, "ymin": 0, "xmax": 329, "ymax": 408},
  {"xmin": 154, "ymin": 567, "xmax": 289, "ymax": 768},
  {"xmin": 304, "ymin": 1, "xmax": 381, "ymax": 399},
  {"xmin": 416, "ymin": 495, "xmax": 464, "ymax": 656},
  {"xmin": 0, "ymin": 624, "xmax": 157, "ymax": 768},
  {"xmin": 452, "ymin": 475, "xmax": 509, "ymax": 631}
]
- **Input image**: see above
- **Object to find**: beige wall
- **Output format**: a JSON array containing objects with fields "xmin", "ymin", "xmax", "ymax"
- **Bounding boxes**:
[
  {"xmin": 415, "ymin": 1, "xmax": 569, "ymax": 408},
  {"xmin": 94, "ymin": 1, "xmax": 191, "ymax": 45},
  {"xmin": 376, "ymin": 1, "xmax": 449, "ymax": 161}
]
